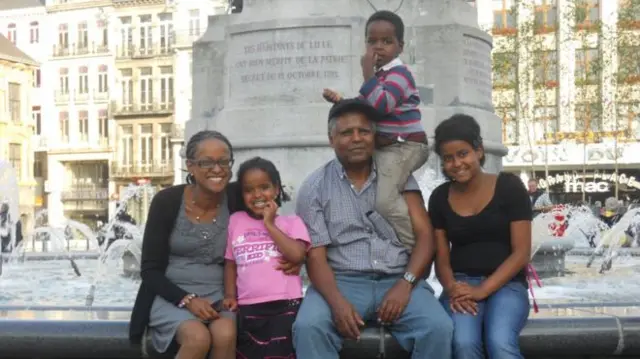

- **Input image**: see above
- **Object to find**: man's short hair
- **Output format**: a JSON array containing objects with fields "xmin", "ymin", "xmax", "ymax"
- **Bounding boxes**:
[{"xmin": 327, "ymin": 98, "xmax": 380, "ymax": 135}]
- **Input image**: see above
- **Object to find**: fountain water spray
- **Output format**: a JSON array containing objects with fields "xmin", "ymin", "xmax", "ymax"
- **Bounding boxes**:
[{"xmin": 85, "ymin": 184, "xmax": 152, "ymax": 307}]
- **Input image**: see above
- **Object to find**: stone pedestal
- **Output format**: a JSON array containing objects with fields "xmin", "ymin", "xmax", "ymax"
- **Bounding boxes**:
[
  {"xmin": 531, "ymin": 237, "xmax": 576, "ymax": 277},
  {"xmin": 186, "ymin": 0, "xmax": 506, "ymax": 207}
]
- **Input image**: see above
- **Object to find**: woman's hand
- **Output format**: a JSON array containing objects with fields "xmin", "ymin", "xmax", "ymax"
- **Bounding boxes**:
[
  {"xmin": 185, "ymin": 297, "xmax": 219, "ymax": 321},
  {"xmin": 450, "ymin": 298, "xmax": 478, "ymax": 315},
  {"xmin": 222, "ymin": 297, "xmax": 238, "ymax": 312},
  {"xmin": 450, "ymin": 283, "xmax": 488, "ymax": 302}
]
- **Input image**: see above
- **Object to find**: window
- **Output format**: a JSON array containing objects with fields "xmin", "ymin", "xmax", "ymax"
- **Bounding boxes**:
[
  {"xmin": 534, "ymin": 0, "xmax": 557, "ymax": 33},
  {"xmin": 139, "ymin": 67, "xmax": 153, "ymax": 109},
  {"xmin": 59, "ymin": 68, "xmax": 69, "ymax": 93},
  {"xmin": 78, "ymin": 110, "xmax": 89, "ymax": 142},
  {"xmin": 32, "ymin": 69, "xmax": 41, "ymax": 88},
  {"xmin": 492, "ymin": 0, "xmax": 516, "ymax": 35},
  {"xmin": 189, "ymin": 9, "xmax": 200, "ymax": 36},
  {"xmin": 78, "ymin": 66, "xmax": 89, "ymax": 94},
  {"xmin": 98, "ymin": 65, "xmax": 108, "ymax": 92},
  {"xmin": 139, "ymin": 15, "xmax": 152, "ymax": 55},
  {"xmin": 119, "ymin": 16, "xmax": 132, "ymax": 56},
  {"xmin": 34, "ymin": 156, "xmax": 43, "ymax": 178},
  {"xmin": 120, "ymin": 69, "xmax": 133, "ymax": 108},
  {"xmin": 98, "ymin": 109, "xmax": 108, "ymax": 142},
  {"xmin": 33, "ymin": 107, "xmax": 41, "ymax": 135},
  {"xmin": 59, "ymin": 112, "xmax": 69, "ymax": 142},
  {"xmin": 575, "ymin": 103, "xmax": 602, "ymax": 132},
  {"xmin": 77, "ymin": 22, "xmax": 88, "ymax": 51},
  {"xmin": 58, "ymin": 24, "xmax": 68, "ymax": 50},
  {"xmin": 159, "ymin": 66, "xmax": 173, "ymax": 109},
  {"xmin": 618, "ymin": 46, "xmax": 640, "ymax": 83},
  {"xmin": 575, "ymin": 48, "xmax": 600, "ymax": 84},
  {"xmin": 30, "ymin": 21, "xmax": 39, "ymax": 44},
  {"xmin": 159, "ymin": 13, "xmax": 173, "ymax": 54},
  {"xmin": 575, "ymin": 0, "xmax": 600, "ymax": 29},
  {"xmin": 140, "ymin": 124, "xmax": 154, "ymax": 167},
  {"xmin": 617, "ymin": 103, "xmax": 640, "ymax": 139},
  {"xmin": 160, "ymin": 123, "xmax": 172, "ymax": 163},
  {"xmin": 492, "ymin": 52, "xmax": 517, "ymax": 88},
  {"xmin": 7, "ymin": 23, "xmax": 16, "ymax": 44},
  {"xmin": 120, "ymin": 125, "xmax": 134, "ymax": 167},
  {"xmin": 534, "ymin": 106, "xmax": 558, "ymax": 142},
  {"xmin": 619, "ymin": 0, "xmax": 640, "ymax": 28},
  {"xmin": 9, "ymin": 144, "xmax": 21, "ymax": 179},
  {"xmin": 496, "ymin": 106, "xmax": 518, "ymax": 145},
  {"xmin": 534, "ymin": 51, "xmax": 558, "ymax": 87},
  {"xmin": 8, "ymin": 83, "xmax": 21, "ymax": 124},
  {"xmin": 97, "ymin": 19, "xmax": 108, "ymax": 49}
]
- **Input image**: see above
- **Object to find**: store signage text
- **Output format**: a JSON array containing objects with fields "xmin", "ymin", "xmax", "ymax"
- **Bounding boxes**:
[{"xmin": 538, "ymin": 172, "xmax": 640, "ymax": 193}]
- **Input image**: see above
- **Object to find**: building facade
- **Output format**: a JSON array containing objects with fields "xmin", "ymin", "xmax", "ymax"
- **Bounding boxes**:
[
  {"xmin": 2, "ymin": 0, "xmax": 229, "ymax": 226},
  {"xmin": 0, "ymin": 33, "xmax": 39, "ymax": 232},
  {"xmin": 41, "ymin": 0, "xmax": 116, "ymax": 228},
  {"xmin": 476, "ymin": 0, "xmax": 640, "ymax": 203},
  {"xmin": 0, "ymin": 0, "xmax": 47, "ymax": 229}
]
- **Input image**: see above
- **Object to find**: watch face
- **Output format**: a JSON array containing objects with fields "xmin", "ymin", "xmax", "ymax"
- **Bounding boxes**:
[{"xmin": 404, "ymin": 272, "xmax": 416, "ymax": 283}]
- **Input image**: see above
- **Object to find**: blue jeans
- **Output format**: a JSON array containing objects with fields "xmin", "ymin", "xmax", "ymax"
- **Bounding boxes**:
[
  {"xmin": 439, "ymin": 275, "xmax": 530, "ymax": 359},
  {"xmin": 293, "ymin": 273, "xmax": 453, "ymax": 359}
]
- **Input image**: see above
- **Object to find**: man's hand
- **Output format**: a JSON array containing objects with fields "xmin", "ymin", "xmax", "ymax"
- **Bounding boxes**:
[
  {"xmin": 275, "ymin": 258, "xmax": 302, "ymax": 275},
  {"xmin": 330, "ymin": 297, "xmax": 365, "ymax": 340},
  {"xmin": 377, "ymin": 280, "xmax": 412, "ymax": 324},
  {"xmin": 322, "ymin": 89, "xmax": 342, "ymax": 103}
]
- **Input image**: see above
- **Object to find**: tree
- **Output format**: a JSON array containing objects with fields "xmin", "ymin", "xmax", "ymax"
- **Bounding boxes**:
[{"xmin": 491, "ymin": 0, "xmax": 640, "ymax": 202}]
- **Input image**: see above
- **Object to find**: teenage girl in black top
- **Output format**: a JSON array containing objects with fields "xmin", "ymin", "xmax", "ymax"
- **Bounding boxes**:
[{"xmin": 428, "ymin": 114, "xmax": 532, "ymax": 359}]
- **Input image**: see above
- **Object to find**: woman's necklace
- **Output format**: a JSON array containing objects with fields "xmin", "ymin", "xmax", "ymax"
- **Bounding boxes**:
[
  {"xmin": 190, "ymin": 187, "xmax": 220, "ymax": 223},
  {"xmin": 191, "ymin": 199, "xmax": 220, "ymax": 223}
]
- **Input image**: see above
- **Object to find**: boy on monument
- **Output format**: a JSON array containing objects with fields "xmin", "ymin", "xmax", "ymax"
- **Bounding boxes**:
[{"xmin": 323, "ymin": 10, "xmax": 428, "ymax": 249}]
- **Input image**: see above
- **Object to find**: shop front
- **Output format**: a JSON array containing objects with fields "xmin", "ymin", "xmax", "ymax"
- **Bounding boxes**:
[{"xmin": 535, "ymin": 170, "xmax": 640, "ymax": 204}]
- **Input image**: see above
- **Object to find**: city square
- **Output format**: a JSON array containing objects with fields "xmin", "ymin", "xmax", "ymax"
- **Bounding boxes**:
[{"xmin": 2, "ymin": 0, "xmax": 640, "ymax": 358}]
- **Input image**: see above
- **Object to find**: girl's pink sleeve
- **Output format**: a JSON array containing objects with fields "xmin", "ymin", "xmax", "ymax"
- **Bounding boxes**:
[
  {"xmin": 224, "ymin": 217, "xmax": 235, "ymax": 260},
  {"xmin": 290, "ymin": 215, "xmax": 312, "ymax": 250}
]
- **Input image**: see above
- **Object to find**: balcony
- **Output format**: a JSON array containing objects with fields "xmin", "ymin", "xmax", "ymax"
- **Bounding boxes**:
[
  {"xmin": 75, "ymin": 91, "xmax": 90, "ymax": 104},
  {"xmin": 110, "ymin": 161, "xmax": 173, "ymax": 178},
  {"xmin": 61, "ymin": 187, "xmax": 108, "ymax": 201},
  {"xmin": 111, "ymin": 101, "xmax": 174, "ymax": 117},
  {"xmin": 52, "ymin": 42, "xmax": 110, "ymax": 58},
  {"xmin": 115, "ymin": 44, "xmax": 173, "ymax": 60},
  {"xmin": 93, "ymin": 90, "xmax": 109, "ymax": 103},
  {"xmin": 54, "ymin": 90, "xmax": 71, "ymax": 104}
]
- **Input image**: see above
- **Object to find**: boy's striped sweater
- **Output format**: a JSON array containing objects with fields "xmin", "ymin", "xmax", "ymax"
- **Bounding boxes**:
[{"xmin": 358, "ymin": 59, "xmax": 424, "ymax": 137}]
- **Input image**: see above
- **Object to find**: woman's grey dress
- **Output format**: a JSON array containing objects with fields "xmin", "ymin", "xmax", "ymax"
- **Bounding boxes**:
[{"xmin": 148, "ymin": 197, "xmax": 232, "ymax": 353}]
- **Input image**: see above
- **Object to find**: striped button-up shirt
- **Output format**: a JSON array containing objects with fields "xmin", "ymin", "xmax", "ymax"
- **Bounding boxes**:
[{"xmin": 295, "ymin": 159, "xmax": 419, "ymax": 274}]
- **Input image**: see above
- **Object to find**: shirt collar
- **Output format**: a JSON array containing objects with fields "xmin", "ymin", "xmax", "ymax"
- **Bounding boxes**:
[
  {"xmin": 332, "ymin": 158, "xmax": 377, "ymax": 180},
  {"xmin": 379, "ymin": 57, "xmax": 403, "ymax": 72}
]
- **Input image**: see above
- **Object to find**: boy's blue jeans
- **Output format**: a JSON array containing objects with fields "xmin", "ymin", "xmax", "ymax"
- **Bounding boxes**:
[
  {"xmin": 293, "ymin": 273, "xmax": 453, "ymax": 359},
  {"xmin": 439, "ymin": 274, "xmax": 530, "ymax": 359}
]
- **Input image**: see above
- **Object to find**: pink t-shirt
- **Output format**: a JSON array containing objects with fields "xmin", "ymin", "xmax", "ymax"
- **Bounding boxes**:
[{"xmin": 225, "ymin": 211, "xmax": 311, "ymax": 305}]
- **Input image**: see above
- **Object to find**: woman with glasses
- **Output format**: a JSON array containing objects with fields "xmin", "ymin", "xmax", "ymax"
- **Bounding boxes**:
[{"xmin": 129, "ymin": 130, "xmax": 301, "ymax": 359}]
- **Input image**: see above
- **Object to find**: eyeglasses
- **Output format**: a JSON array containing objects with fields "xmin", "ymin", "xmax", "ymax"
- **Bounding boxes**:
[{"xmin": 191, "ymin": 158, "xmax": 233, "ymax": 169}]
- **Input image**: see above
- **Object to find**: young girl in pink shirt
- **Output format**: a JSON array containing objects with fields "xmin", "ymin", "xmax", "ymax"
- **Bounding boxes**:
[{"xmin": 223, "ymin": 157, "xmax": 310, "ymax": 359}]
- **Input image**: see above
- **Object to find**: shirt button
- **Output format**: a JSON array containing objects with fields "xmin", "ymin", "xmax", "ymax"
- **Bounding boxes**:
[{"xmin": 366, "ymin": 227, "xmax": 373, "ymax": 233}]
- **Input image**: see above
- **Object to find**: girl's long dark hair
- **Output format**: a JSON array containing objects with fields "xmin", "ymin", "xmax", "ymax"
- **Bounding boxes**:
[{"xmin": 229, "ymin": 157, "xmax": 290, "ymax": 214}]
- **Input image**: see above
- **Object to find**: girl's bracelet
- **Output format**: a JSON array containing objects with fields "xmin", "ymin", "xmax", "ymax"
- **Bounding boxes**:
[{"xmin": 178, "ymin": 293, "xmax": 197, "ymax": 308}]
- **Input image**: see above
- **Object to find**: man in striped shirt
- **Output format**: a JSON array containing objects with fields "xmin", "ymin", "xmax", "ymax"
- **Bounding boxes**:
[{"xmin": 323, "ymin": 10, "xmax": 428, "ymax": 251}]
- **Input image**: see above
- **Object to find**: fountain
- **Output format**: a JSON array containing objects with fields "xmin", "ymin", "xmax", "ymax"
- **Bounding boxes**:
[{"xmin": 1, "ymin": 1, "xmax": 640, "ymax": 358}]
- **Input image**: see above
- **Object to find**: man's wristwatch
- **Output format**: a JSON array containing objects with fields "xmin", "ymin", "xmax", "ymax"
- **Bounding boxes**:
[{"xmin": 403, "ymin": 271, "xmax": 417, "ymax": 286}]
